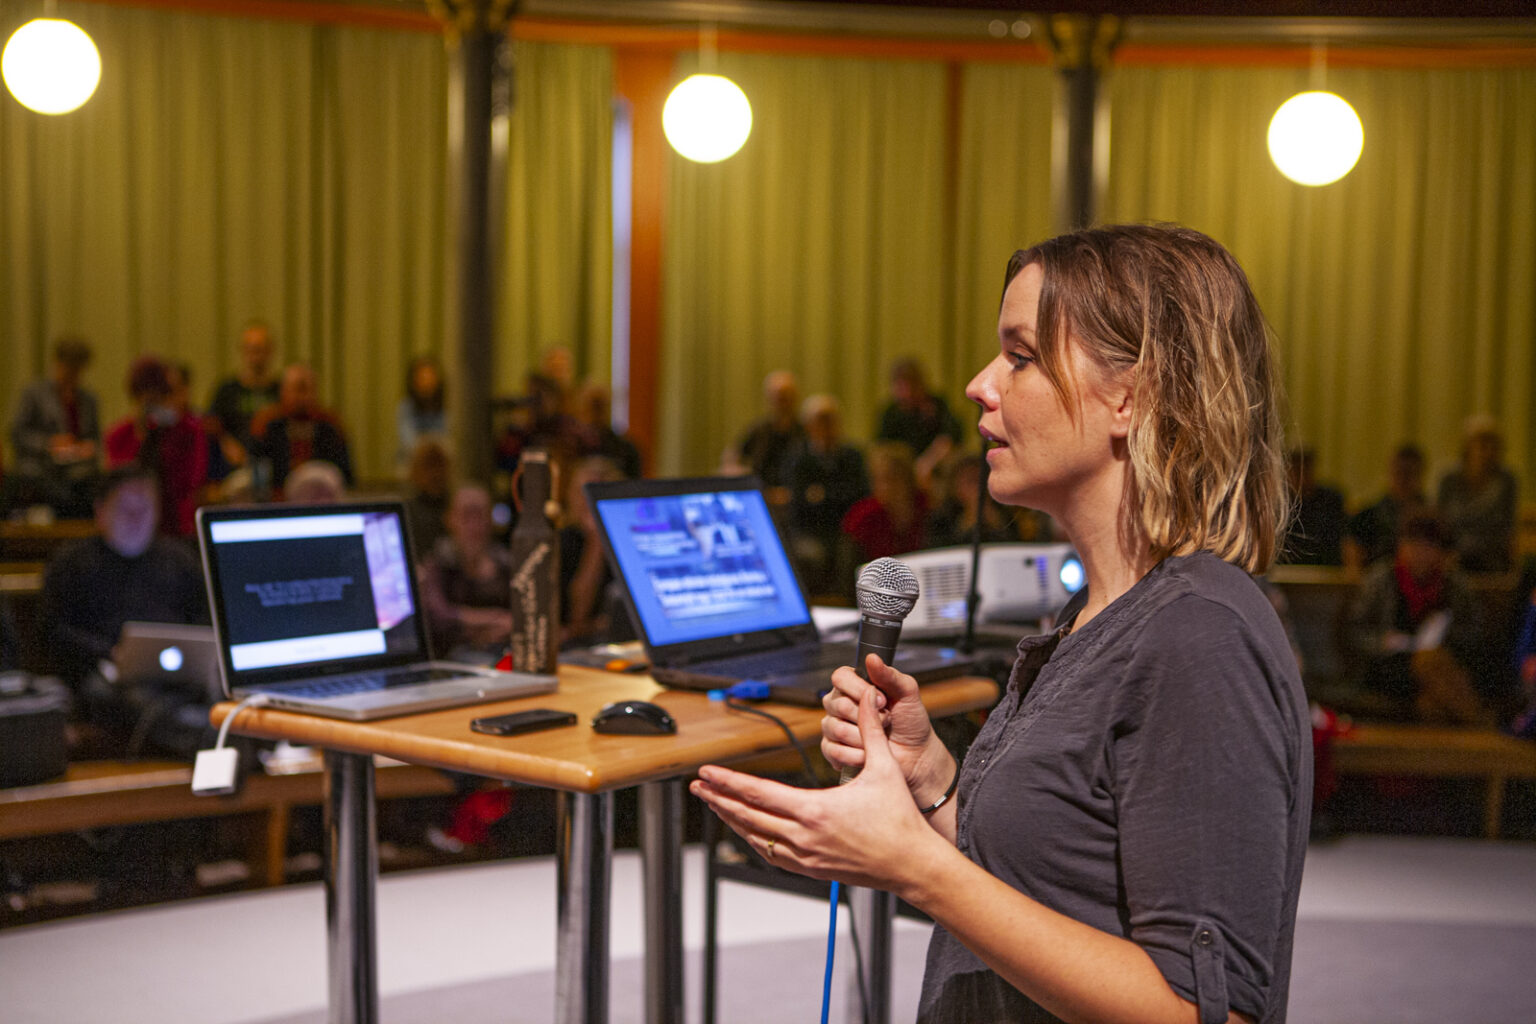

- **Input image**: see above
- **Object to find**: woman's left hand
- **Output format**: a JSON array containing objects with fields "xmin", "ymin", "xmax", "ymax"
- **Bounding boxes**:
[{"xmin": 690, "ymin": 688, "xmax": 949, "ymax": 896}]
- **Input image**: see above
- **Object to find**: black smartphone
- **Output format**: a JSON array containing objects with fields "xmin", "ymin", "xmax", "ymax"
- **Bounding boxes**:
[{"xmin": 470, "ymin": 708, "xmax": 578, "ymax": 737}]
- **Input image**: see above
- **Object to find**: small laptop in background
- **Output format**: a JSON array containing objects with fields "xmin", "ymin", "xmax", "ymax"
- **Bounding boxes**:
[
  {"xmin": 114, "ymin": 622, "xmax": 223, "ymax": 701},
  {"xmin": 197, "ymin": 502, "xmax": 556, "ymax": 721},
  {"xmin": 584, "ymin": 476, "xmax": 973, "ymax": 706}
]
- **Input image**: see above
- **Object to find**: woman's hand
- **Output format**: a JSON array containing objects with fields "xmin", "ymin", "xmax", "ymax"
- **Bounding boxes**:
[
  {"xmin": 822, "ymin": 654, "xmax": 952, "ymax": 807},
  {"xmin": 692, "ymin": 688, "xmax": 953, "ymax": 895}
]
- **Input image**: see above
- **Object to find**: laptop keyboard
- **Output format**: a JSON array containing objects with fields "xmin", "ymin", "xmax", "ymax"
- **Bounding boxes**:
[
  {"xmin": 278, "ymin": 666, "xmax": 477, "ymax": 699},
  {"xmin": 707, "ymin": 644, "xmax": 854, "ymax": 679}
]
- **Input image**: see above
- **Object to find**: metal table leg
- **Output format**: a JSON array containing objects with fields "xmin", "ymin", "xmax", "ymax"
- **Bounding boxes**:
[
  {"xmin": 324, "ymin": 751, "xmax": 378, "ymax": 1024},
  {"xmin": 556, "ymin": 791, "xmax": 614, "ymax": 1024},
  {"xmin": 639, "ymin": 780, "xmax": 685, "ymax": 1024},
  {"xmin": 847, "ymin": 885, "xmax": 895, "ymax": 1024}
]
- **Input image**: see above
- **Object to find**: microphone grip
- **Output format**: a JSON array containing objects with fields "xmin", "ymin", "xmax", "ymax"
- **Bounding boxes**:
[
  {"xmin": 854, "ymin": 617, "xmax": 902, "ymax": 681},
  {"xmin": 841, "ymin": 616, "xmax": 903, "ymax": 784}
]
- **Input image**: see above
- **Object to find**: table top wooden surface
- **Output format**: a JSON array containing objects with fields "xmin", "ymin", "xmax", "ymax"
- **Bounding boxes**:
[{"xmin": 210, "ymin": 666, "xmax": 1000, "ymax": 794}]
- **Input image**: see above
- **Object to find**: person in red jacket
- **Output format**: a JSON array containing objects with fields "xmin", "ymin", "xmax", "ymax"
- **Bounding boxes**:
[{"xmin": 103, "ymin": 356, "xmax": 207, "ymax": 537}]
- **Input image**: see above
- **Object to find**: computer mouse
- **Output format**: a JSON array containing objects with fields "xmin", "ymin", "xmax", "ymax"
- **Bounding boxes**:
[{"xmin": 591, "ymin": 700, "xmax": 677, "ymax": 736}]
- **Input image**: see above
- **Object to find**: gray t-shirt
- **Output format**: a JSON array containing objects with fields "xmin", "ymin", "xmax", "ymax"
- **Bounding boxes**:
[{"xmin": 918, "ymin": 551, "xmax": 1312, "ymax": 1024}]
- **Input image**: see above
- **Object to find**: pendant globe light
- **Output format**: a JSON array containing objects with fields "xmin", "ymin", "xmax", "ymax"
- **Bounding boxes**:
[
  {"xmin": 3, "ymin": 15, "xmax": 101, "ymax": 115},
  {"xmin": 1267, "ymin": 47, "xmax": 1362, "ymax": 187},
  {"xmin": 663, "ymin": 24, "xmax": 751, "ymax": 164}
]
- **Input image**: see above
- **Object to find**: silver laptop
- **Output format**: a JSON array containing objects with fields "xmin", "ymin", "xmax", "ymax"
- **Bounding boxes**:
[
  {"xmin": 196, "ymin": 501, "xmax": 556, "ymax": 720},
  {"xmin": 114, "ymin": 621, "xmax": 223, "ymax": 701}
]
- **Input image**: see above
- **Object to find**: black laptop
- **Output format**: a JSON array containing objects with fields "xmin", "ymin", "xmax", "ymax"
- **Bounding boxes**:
[{"xmin": 584, "ymin": 476, "xmax": 972, "ymax": 706}]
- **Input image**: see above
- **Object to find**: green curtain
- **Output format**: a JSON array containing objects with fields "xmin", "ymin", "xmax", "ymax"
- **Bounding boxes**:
[
  {"xmin": 658, "ymin": 51, "xmax": 951, "ymax": 476},
  {"xmin": 1104, "ymin": 63, "xmax": 1536, "ymax": 507},
  {"xmin": 497, "ymin": 41, "xmax": 613, "ymax": 396},
  {"xmin": 1, "ymin": 4, "xmax": 613, "ymax": 484},
  {"xmin": 950, "ymin": 60, "xmax": 1056, "ymax": 401},
  {"xmin": 0, "ymin": 1, "xmax": 448, "ymax": 483}
]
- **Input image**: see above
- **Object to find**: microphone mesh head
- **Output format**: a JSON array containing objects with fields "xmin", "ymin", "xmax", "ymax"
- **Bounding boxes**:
[{"xmin": 855, "ymin": 558, "xmax": 920, "ymax": 620}]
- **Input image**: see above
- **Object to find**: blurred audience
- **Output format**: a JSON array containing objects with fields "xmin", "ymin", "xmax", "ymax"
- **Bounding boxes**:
[
  {"xmin": 283, "ymin": 460, "xmax": 347, "ymax": 504},
  {"xmin": 419, "ymin": 484, "xmax": 513, "ymax": 659},
  {"xmin": 397, "ymin": 354, "xmax": 447, "ymax": 472},
  {"xmin": 1345, "ymin": 513, "xmax": 1492, "ymax": 725},
  {"xmin": 559, "ymin": 456, "xmax": 625, "ymax": 645},
  {"xmin": 787, "ymin": 394, "xmax": 868, "ymax": 594},
  {"xmin": 1280, "ymin": 446, "xmax": 1347, "ymax": 566},
  {"xmin": 573, "ymin": 381, "xmax": 643, "ymax": 479},
  {"xmin": 249, "ymin": 363, "xmax": 354, "ymax": 495},
  {"xmin": 1436, "ymin": 414, "xmax": 1518, "ymax": 572},
  {"xmin": 103, "ymin": 356, "xmax": 208, "ymax": 537},
  {"xmin": 41, "ymin": 466, "xmax": 211, "ymax": 756},
  {"xmin": 876, "ymin": 357, "xmax": 962, "ymax": 491},
  {"xmin": 6, "ymin": 335, "xmax": 100, "ymax": 517},
  {"xmin": 1346, "ymin": 444, "xmax": 1428, "ymax": 569},
  {"xmin": 207, "ymin": 320, "xmax": 280, "ymax": 466},
  {"xmin": 841, "ymin": 441, "xmax": 927, "ymax": 565},
  {"xmin": 729, "ymin": 370, "xmax": 805, "ymax": 497},
  {"xmin": 925, "ymin": 452, "xmax": 1019, "ymax": 548},
  {"xmin": 402, "ymin": 438, "xmax": 453, "ymax": 554}
]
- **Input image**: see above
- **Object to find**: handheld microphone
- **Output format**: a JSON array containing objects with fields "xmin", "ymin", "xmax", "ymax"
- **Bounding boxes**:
[{"xmin": 841, "ymin": 557, "xmax": 920, "ymax": 783}]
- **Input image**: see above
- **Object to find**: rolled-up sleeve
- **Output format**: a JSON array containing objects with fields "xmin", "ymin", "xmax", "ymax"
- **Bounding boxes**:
[{"xmin": 1113, "ymin": 595, "xmax": 1298, "ymax": 1022}]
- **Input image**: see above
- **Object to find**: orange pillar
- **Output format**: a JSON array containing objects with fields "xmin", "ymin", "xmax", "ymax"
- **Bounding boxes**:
[{"xmin": 613, "ymin": 49, "xmax": 674, "ymax": 474}]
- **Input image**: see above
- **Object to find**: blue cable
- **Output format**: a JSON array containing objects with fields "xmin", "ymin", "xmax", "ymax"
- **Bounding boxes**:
[{"xmin": 820, "ymin": 880, "xmax": 840, "ymax": 1024}]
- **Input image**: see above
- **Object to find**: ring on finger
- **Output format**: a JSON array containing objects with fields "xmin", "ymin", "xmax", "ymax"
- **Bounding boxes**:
[{"xmin": 764, "ymin": 837, "xmax": 776, "ymax": 858}]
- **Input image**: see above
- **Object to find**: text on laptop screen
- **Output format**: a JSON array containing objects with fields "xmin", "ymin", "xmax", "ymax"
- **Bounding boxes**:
[
  {"xmin": 596, "ymin": 488, "xmax": 810, "ymax": 647},
  {"xmin": 207, "ymin": 511, "xmax": 421, "ymax": 673}
]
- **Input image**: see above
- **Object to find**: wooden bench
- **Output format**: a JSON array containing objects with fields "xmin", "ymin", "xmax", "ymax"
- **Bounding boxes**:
[
  {"xmin": 1329, "ymin": 723, "xmax": 1536, "ymax": 838},
  {"xmin": 0, "ymin": 757, "xmax": 456, "ymax": 887}
]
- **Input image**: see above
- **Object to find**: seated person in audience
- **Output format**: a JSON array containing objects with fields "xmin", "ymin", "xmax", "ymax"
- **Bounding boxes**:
[
  {"xmin": 207, "ymin": 320, "xmax": 280, "ymax": 466},
  {"xmin": 1346, "ymin": 443, "xmax": 1428, "ymax": 568},
  {"xmin": 6, "ymin": 335, "xmax": 100, "ymax": 517},
  {"xmin": 559, "ymin": 456, "xmax": 625, "ymax": 646},
  {"xmin": 41, "ymin": 466, "xmax": 211, "ymax": 757},
  {"xmin": 103, "ymin": 356, "xmax": 208, "ymax": 538},
  {"xmin": 841, "ymin": 441, "xmax": 928, "ymax": 566},
  {"xmin": 1437, "ymin": 413, "xmax": 1518, "ymax": 572},
  {"xmin": 419, "ymin": 484, "xmax": 512, "ymax": 659},
  {"xmin": 876, "ymin": 357, "xmax": 963, "ymax": 492},
  {"xmin": 1345, "ymin": 513, "xmax": 1492, "ymax": 726},
  {"xmin": 1513, "ymin": 587, "xmax": 1536, "ymax": 737},
  {"xmin": 283, "ymin": 460, "xmax": 346, "ymax": 504},
  {"xmin": 728, "ymin": 370, "xmax": 806, "ymax": 500},
  {"xmin": 573, "ymin": 380, "xmax": 643, "ymax": 479},
  {"xmin": 249, "ymin": 363, "xmax": 354, "ymax": 494},
  {"xmin": 787, "ymin": 394, "xmax": 869, "ymax": 595},
  {"xmin": 402, "ymin": 438, "xmax": 453, "ymax": 554},
  {"xmin": 396, "ymin": 354, "xmax": 447, "ymax": 473},
  {"xmin": 1279, "ymin": 446, "xmax": 1347, "ymax": 565},
  {"xmin": 496, "ymin": 371, "xmax": 583, "ymax": 475},
  {"xmin": 925, "ymin": 452, "xmax": 1020, "ymax": 548}
]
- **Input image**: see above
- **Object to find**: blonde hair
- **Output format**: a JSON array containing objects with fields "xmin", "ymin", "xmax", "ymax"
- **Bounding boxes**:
[{"xmin": 1006, "ymin": 224, "xmax": 1289, "ymax": 573}]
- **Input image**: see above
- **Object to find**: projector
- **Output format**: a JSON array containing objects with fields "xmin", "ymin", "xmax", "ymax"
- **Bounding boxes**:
[{"xmin": 890, "ymin": 543, "xmax": 1083, "ymax": 639}]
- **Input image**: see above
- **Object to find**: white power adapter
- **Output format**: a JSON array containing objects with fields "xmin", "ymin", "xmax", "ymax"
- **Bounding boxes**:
[
  {"xmin": 192, "ymin": 747, "xmax": 241, "ymax": 796},
  {"xmin": 191, "ymin": 693, "xmax": 269, "ymax": 798}
]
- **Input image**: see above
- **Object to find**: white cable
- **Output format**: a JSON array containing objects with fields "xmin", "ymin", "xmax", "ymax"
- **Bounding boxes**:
[{"xmin": 214, "ymin": 693, "xmax": 271, "ymax": 751}]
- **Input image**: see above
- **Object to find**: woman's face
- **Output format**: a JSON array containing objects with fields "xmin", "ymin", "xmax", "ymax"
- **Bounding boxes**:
[{"xmin": 965, "ymin": 263, "xmax": 1129, "ymax": 517}]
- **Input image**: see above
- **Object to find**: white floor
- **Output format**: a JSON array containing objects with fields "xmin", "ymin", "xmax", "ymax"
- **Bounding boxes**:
[{"xmin": 3, "ymin": 836, "xmax": 1535, "ymax": 1024}]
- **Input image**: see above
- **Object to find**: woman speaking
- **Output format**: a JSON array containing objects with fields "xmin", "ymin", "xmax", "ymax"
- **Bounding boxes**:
[{"xmin": 691, "ymin": 224, "xmax": 1312, "ymax": 1024}]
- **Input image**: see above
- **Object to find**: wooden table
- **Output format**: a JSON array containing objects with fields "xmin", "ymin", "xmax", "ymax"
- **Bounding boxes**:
[{"xmin": 213, "ymin": 666, "xmax": 998, "ymax": 1024}]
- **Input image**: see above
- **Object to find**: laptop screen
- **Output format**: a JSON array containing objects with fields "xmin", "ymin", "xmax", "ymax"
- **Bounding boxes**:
[
  {"xmin": 201, "ymin": 506, "xmax": 425, "ymax": 680},
  {"xmin": 591, "ymin": 483, "xmax": 812, "ymax": 648}
]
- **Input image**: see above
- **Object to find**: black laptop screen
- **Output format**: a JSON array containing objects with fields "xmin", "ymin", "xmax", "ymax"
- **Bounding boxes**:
[
  {"xmin": 593, "ymin": 487, "xmax": 811, "ymax": 647},
  {"xmin": 205, "ymin": 509, "xmax": 422, "ymax": 675}
]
